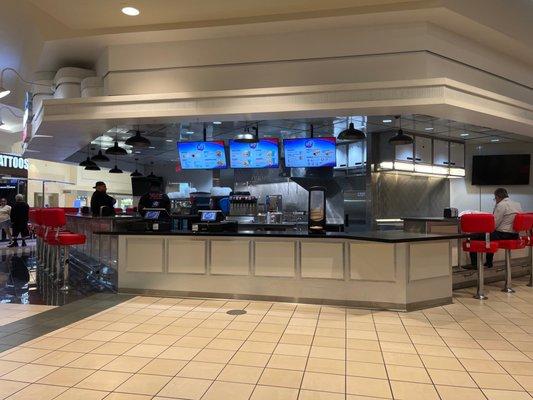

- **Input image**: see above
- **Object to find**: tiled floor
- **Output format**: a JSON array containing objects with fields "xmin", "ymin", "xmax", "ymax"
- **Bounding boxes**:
[
  {"xmin": 0, "ymin": 304, "xmax": 56, "ymax": 327},
  {"xmin": 2, "ymin": 280, "xmax": 533, "ymax": 399}
]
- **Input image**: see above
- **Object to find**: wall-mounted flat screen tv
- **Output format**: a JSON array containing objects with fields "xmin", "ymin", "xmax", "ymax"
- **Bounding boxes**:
[
  {"xmin": 229, "ymin": 138, "xmax": 279, "ymax": 168},
  {"xmin": 177, "ymin": 141, "xmax": 227, "ymax": 170},
  {"xmin": 472, "ymin": 154, "xmax": 530, "ymax": 185},
  {"xmin": 283, "ymin": 137, "xmax": 336, "ymax": 168}
]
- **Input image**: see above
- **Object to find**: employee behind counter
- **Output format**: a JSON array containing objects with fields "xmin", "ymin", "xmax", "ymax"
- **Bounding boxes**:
[
  {"xmin": 90, "ymin": 181, "xmax": 116, "ymax": 217},
  {"xmin": 138, "ymin": 181, "xmax": 171, "ymax": 216}
]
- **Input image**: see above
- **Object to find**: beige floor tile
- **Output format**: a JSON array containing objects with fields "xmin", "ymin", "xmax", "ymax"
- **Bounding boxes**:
[
  {"xmin": 1, "ymin": 348, "xmax": 51, "ymax": 363},
  {"xmin": 347, "ymin": 376, "xmax": 392, "ymax": 398},
  {"xmin": 380, "ymin": 341, "xmax": 417, "ymax": 354},
  {"xmin": 82, "ymin": 330, "xmax": 123, "ymax": 342},
  {"xmin": 49, "ymin": 328, "xmax": 94, "ymax": 340},
  {"xmin": 259, "ymin": 368, "xmax": 303, "ymax": 388},
  {"xmin": 346, "ymin": 360, "xmax": 386, "ymax": 379},
  {"xmin": 103, "ymin": 393, "xmax": 152, "ymax": 400},
  {"xmin": 346, "ymin": 330, "xmax": 378, "ymax": 340},
  {"xmin": 428, "ymin": 368, "xmax": 477, "ymax": 387},
  {"xmin": 420, "ymin": 355, "xmax": 465, "ymax": 371},
  {"xmin": 173, "ymin": 336, "xmax": 212, "ymax": 348},
  {"xmin": 513, "ymin": 375, "xmax": 533, "ymax": 391},
  {"xmin": 157, "ymin": 376, "xmax": 212, "ymax": 399},
  {"xmin": 24, "ymin": 337, "xmax": 75, "ymax": 350},
  {"xmin": 129, "ymin": 324, "xmax": 164, "ymax": 334},
  {"xmin": 90, "ymin": 342, "xmax": 135, "ymax": 356},
  {"xmin": 177, "ymin": 361, "xmax": 225, "ymax": 380},
  {"xmin": 5, "ymin": 383, "xmax": 67, "ymax": 400},
  {"xmin": 67, "ymin": 353, "xmax": 116, "ymax": 369},
  {"xmin": 139, "ymin": 335, "xmax": 176, "ymax": 346},
  {"xmin": 76, "ymin": 370, "xmax": 132, "ymax": 391},
  {"xmin": 488, "ymin": 350, "xmax": 531, "ymax": 362},
  {"xmin": 299, "ymin": 390, "xmax": 345, "ymax": 400},
  {"xmin": 0, "ymin": 360, "xmax": 24, "ymax": 375},
  {"xmin": 240, "ymin": 341, "xmax": 277, "ymax": 354},
  {"xmin": 138, "ymin": 358, "xmax": 187, "ymax": 376},
  {"xmin": 415, "ymin": 344, "xmax": 455, "ymax": 357},
  {"xmin": 229, "ymin": 351, "xmax": 271, "ymax": 367},
  {"xmin": 53, "ymin": 387, "xmax": 109, "ymax": 400},
  {"xmin": 123, "ymin": 344, "xmax": 167, "ymax": 358},
  {"xmin": 37, "ymin": 367, "xmax": 94, "ymax": 386},
  {"xmin": 482, "ymin": 389, "xmax": 533, "ymax": 400},
  {"xmin": 499, "ymin": 361, "xmax": 533, "ymax": 376},
  {"xmin": 386, "ymin": 365, "xmax": 431, "ymax": 383},
  {"xmin": 157, "ymin": 346, "xmax": 200, "ymax": 360},
  {"xmin": 311, "ymin": 336, "xmax": 344, "ymax": 348},
  {"xmin": 391, "ymin": 381, "xmax": 439, "ymax": 400},
  {"xmin": 382, "ymin": 352, "xmax": 423, "ymax": 367},
  {"xmin": 308, "ymin": 346, "xmax": 345, "ymax": 360},
  {"xmin": 250, "ymin": 385, "xmax": 298, "ymax": 400},
  {"xmin": 0, "ymin": 379, "xmax": 29, "ymax": 399},
  {"xmin": 347, "ymin": 349, "xmax": 383, "ymax": 363},
  {"xmin": 247, "ymin": 331, "xmax": 283, "ymax": 342},
  {"xmin": 218, "ymin": 364, "xmax": 263, "ymax": 384},
  {"xmin": 217, "ymin": 329, "xmax": 252, "ymax": 341},
  {"xmin": 111, "ymin": 333, "xmax": 153, "ymax": 344},
  {"xmin": 301, "ymin": 371, "xmax": 345, "ymax": 393},
  {"xmin": 59, "ymin": 340, "xmax": 103, "ymax": 353},
  {"xmin": 115, "ymin": 373, "xmax": 171, "ymax": 395},
  {"xmin": 436, "ymin": 385, "xmax": 487, "ymax": 400},
  {"xmin": 193, "ymin": 348, "xmax": 235, "ymax": 363},
  {"xmin": 450, "ymin": 347, "xmax": 492, "ymax": 360},
  {"xmin": 206, "ymin": 338, "xmax": 244, "ymax": 351},
  {"xmin": 267, "ymin": 354, "xmax": 307, "ymax": 371},
  {"xmin": 2, "ymin": 363, "xmax": 58, "ymax": 383},
  {"xmin": 101, "ymin": 355, "xmax": 152, "ymax": 373},
  {"xmin": 306, "ymin": 357, "xmax": 345, "ymax": 375},
  {"xmin": 201, "ymin": 381, "xmax": 254, "ymax": 400},
  {"xmin": 346, "ymin": 339, "xmax": 380, "ymax": 351},
  {"xmin": 470, "ymin": 372, "xmax": 523, "ymax": 390}
]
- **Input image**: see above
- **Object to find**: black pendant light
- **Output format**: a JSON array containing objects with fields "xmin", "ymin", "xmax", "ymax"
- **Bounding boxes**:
[
  {"xmin": 85, "ymin": 163, "xmax": 100, "ymax": 171},
  {"xmin": 338, "ymin": 120, "xmax": 366, "ymax": 141},
  {"xmin": 130, "ymin": 158, "xmax": 143, "ymax": 177},
  {"xmin": 147, "ymin": 161, "xmax": 156, "ymax": 178},
  {"xmin": 92, "ymin": 149, "xmax": 110, "ymax": 162},
  {"xmin": 109, "ymin": 165, "xmax": 123, "ymax": 174},
  {"xmin": 388, "ymin": 116, "xmax": 413, "ymax": 145},
  {"xmin": 79, "ymin": 146, "xmax": 97, "ymax": 167},
  {"xmin": 105, "ymin": 140, "xmax": 128, "ymax": 155},
  {"xmin": 125, "ymin": 126, "xmax": 151, "ymax": 148}
]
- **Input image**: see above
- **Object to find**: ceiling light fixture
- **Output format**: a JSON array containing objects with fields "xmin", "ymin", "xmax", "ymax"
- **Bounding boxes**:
[
  {"xmin": 105, "ymin": 132, "xmax": 128, "ymax": 156},
  {"xmin": 79, "ymin": 156, "xmax": 96, "ymax": 167},
  {"xmin": 213, "ymin": 121, "xmax": 222, "ymax": 125},
  {"xmin": 424, "ymin": 127, "xmax": 434, "ymax": 131},
  {"xmin": 130, "ymin": 158, "xmax": 143, "ymax": 177},
  {"xmin": 234, "ymin": 124, "xmax": 259, "ymax": 143},
  {"xmin": 125, "ymin": 126, "xmax": 151, "ymax": 148},
  {"xmin": 165, "ymin": 139, "xmax": 173, "ymax": 142},
  {"xmin": 109, "ymin": 165, "xmax": 123, "ymax": 174},
  {"xmin": 382, "ymin": 119, "xmax": 392, "ymax": 123},
  {"xmin": 490, "ymin": 138, "xmax": 500, "ymax": 142},
  {"xmin": 388, "ymin": 116, "xmax": 413, "ymax": 145},
  {"xmin": 460, "ymin": 133, "xmax": 469, "ymax": 137},
  {"xmin": 85, "ymin": 164, "xmax": 101, "ymax": 171},
  {"xmin": 121, "ymin": 6, "xmax": 140, "ymax": 16},
  {"xmin": 91, "ymin": 149, "xmax": 110, "ymax": 162},
  {"xmin": 338, "ymin": 119, "xmax": 366, "ymax": 141},
  {"xmin": 147, "ymin": 161, "xmax": 156, "ymax": 178}
]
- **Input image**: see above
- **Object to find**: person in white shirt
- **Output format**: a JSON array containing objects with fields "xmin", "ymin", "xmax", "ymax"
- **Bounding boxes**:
[
  {"xmin": 468, "ymin": 188, "xmax": 522, "ymax": 269},
  {"xmin": 0, "ymin": 198, "xmax": 12, "ymax": 242}
]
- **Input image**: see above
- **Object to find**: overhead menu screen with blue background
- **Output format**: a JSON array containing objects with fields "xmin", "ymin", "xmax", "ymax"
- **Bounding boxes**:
[
  {"xmin": 229, "ymin": 138, "xmax": 279, "ymax": 168},
  {"xmin": 178, "ymin": 141, "xmax": 227, "ymax": 169},
  {"xmin": 283, "ymin": 138, "xmax": 336, "ymax": 168}
]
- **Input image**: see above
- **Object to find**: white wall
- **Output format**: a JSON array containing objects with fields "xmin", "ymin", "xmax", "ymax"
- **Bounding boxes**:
[{"xmin": 450, "ymin": 142, "xmax": 533, "ymax": 213}]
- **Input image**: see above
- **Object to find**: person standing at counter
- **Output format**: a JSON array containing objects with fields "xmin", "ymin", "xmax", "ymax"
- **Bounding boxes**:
[
  {"xmin": 468, "ymin": 188, "xmax": 522, "ymax": 269},
  {"xmin": 90, "ymin": 181, "xmax": 116, "ymax": 217},
  {"xmin": 138, "ymin": 182, "xmax": 171, "ymax": 214},
  {"xmin": 8, "ymin": 194, "xmax": 29, "ymax": 247},
  {"xmin": 0, "ymin": 198, "xmax": 12, "ymax": 243}
]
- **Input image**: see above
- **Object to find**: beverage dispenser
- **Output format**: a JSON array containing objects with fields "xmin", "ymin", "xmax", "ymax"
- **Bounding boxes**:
[{"xmin": 308, "ymin": 186, "xmax": 326, "ymax": 233}]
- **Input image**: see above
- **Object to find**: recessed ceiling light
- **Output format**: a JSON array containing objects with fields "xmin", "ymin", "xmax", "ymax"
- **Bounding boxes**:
[
  {"xmin": 382, "ymin": 119, "xmax": 392, "ymax": 123},
  {"xmin": 165, "ymin": 139, "xmax": 173, "ymax": 142},
  {"xmin": 424, "ymin": 127, "xmax": 434, "ymax": 131},
  {"xmin": 148, "ymin": 146, "xmax": 155, "ymax": 149},
  {"xmin": 134, "ymin": 150, "xmax": 141, "ymax": 154},
  {"xmin": 121, "ymin": 6, "xmax": 140, "ymax": 16},
  {"xmin": 490, "ymin": 138, "xmax": 500, "ymax": 142},
  {"xmin": 213, "ymin": 121, "xmax": 222, "ymax": 125},
  {"xmin": 460, "ymin": 133, "xmax": 469, "ymax": 137},
  {"xmin": 186, "ymin": 131, "xmax": 194, "ymax": 134}
]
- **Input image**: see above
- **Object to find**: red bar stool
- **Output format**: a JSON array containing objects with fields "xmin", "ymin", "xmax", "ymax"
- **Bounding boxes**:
[
  {"xmin": 461, "ymin": 213, "xmax": 499, "ymax": 300},
  {"xmin": 516, "ymin": 212, "xmax": 533, "ymax": 287},
  {"xmin": 41, "ymin": 208, "xmax": 86, "ymax": 291},
  {"xmin": 497, "ymin": 213, "xmax": 533, "ymax": 293}
]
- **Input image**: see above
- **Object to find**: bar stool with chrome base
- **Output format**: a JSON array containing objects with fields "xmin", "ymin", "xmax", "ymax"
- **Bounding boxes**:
[
  {"xmin": 461, "ymin": 213, "xmax": 499, "ymax": 300},
  {"xmin": 41, "ymin": 208, "xmax": 86, "ymax": 292},
  {"xmin": 497, "ymin": 213, "xmax": 533, "ymax": 293}
]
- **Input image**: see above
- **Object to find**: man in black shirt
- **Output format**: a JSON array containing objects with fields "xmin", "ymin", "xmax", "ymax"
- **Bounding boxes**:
[
  {"xmin": 8, "ymin": 194, "xmax": 29, "ymax": 247},
  {"xmin": 90, "ymin": 181, "xmax": 116, "ymax": 217},
  {"xmin": 138, "ymin": 182, "xmax": 171, "ymax": 215}
]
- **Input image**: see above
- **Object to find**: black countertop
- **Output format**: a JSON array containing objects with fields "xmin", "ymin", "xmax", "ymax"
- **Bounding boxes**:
[
  {"xmin": 94, "ymin": 229, "xmax": 468, "ymax": 243},
  {"xmin": 402, "ymin": 217, "xmax": 459, "ymax": 222}
]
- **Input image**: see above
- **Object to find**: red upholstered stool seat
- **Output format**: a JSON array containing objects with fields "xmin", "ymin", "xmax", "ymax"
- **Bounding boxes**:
[
  {"xmin": 47, "ymin": 233, "xmax": 86, "ymax": 246},
  {"xmin": 498, "ymin": 239, "xmax": 525, "ymax": 250},
  {"xmin": 463, "ymin": 241, "xmax": 499, "ymax": 253}
]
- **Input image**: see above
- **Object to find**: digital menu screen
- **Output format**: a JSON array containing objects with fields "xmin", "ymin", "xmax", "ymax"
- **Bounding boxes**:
[
  {"xmin": 229, "ymin": 139, "xmax": 279, "ymax": 168},
  {"xmin": 283, "ymin": 137, "xmax": 336, "ymax": 168},
  {"xmin": 177, "ymin": 141, "xmax": 227, "ymax": 170}
]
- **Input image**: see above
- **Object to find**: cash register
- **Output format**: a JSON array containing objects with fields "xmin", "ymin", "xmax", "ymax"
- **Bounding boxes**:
[
  {"xmin": 142, "ymin": 208, "xmax": 172, "ymax": 231},
  {"xmin": 192, "ymin": 210, "xmax": 238, "ymax": 233}
]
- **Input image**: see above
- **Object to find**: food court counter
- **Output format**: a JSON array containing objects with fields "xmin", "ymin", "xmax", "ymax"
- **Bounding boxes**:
[{"xmin": 95, "ymin": 229, "xmax": 466, "ymax": 311}]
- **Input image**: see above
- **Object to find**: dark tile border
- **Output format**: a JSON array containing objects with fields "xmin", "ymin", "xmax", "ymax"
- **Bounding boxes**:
[{"xmin": 0, "ymin": 293, "xmax": 135, "ymax": 353}]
